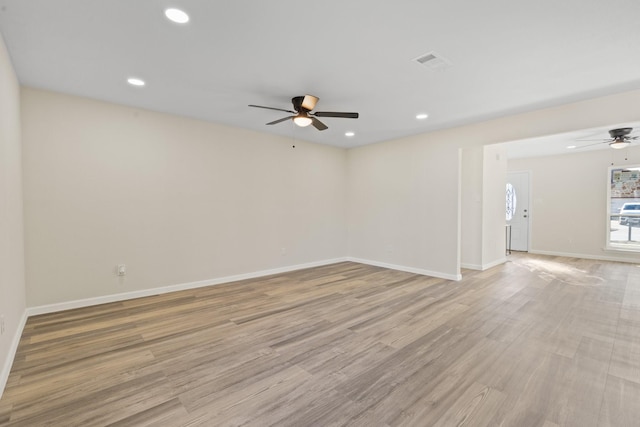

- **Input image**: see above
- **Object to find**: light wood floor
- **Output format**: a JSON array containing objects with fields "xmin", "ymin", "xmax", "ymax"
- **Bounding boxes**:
[{"xmin": 1, "ymin": 254, "xmax": 639, "ymax": 426}]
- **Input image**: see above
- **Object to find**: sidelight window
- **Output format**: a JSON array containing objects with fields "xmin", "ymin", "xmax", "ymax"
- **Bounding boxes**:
[{"xmin": 506, "ymin": 183, "xmax": 517, "ymax": 221}]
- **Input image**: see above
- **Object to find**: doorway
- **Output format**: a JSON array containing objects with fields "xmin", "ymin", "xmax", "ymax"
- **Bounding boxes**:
[{"xmin": 506, "ymin": 171, "xmax": 530, "ymax": 251}]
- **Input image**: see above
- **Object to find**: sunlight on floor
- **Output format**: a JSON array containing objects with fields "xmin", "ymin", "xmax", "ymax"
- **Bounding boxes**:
[{"xmin": 515, "ymin": 256, "xmax": 605, "ymax": 287}]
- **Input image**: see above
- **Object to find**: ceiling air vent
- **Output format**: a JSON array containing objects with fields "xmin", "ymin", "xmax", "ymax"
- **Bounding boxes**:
[{"xmin": 413, "ymin": 51, "xmax": 452, "ymax": 70}]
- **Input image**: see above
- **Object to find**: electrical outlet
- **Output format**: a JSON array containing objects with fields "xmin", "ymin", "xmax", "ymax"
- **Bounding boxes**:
[
  {"xmin": 1, "ymin": 315, "xmax": 5, "ymax": 335},
  {"xmin": 281, "ymin": 247, "xmax": 286, "ymax": 256},
  {"xmin": 117, "ymin": 264, "xmax": 126, "ymax": 276}
]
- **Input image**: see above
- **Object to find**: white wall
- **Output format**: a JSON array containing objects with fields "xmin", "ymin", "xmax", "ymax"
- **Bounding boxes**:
[
  {"xmin": 21, "ymin": 88, "xmax": 348, "ymax": 307},
  {"xmin": 508, "ymin": 146, "xmax": 640, "ymax": 262},
  {"xmin": 482, "ymin": 144, "xmax": 508, "ymax": 267},
  {"xmin": 0, "ymin": 34, "xmax": 26, "ymax": 397},
  {"xmin": 460, "ymin": 147, "xmax": 483, "ymax": 269},
  {"xmin": 460, "ymin": 145, "xmax": 508, "ymax": 271},
  {"xmin": 347, "ymin": 135, "xmax": 461, "ymax": 280},
  {"xmin": 348, "ymin": 89, "xmax": 640, "ymax": 279}
]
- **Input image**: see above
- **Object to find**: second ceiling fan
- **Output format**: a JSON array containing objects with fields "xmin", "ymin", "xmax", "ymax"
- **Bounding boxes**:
[
  {"xmin": 249, "ymin": 95, "xmax": 358, "ymax": 131},
  {"xmin": 577, "ymin": 128, "xmax": 639, "ymax": 149}
]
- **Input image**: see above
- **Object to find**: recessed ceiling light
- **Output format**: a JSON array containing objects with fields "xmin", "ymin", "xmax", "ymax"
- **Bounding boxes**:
[
  {"xmin": 127, "ymin": 77, "xmax": 145, "ymax": 86},
  {"xmin": 416, "ymin": 113, "xmax": 429, "ymax": 120},
  {"xmin": 566, "ymin": 145, "xmax": 577, "ymax": 149},
  {"xmin": 345, "ymin": 132, "xmax": 355, "ymax": 137},
  {"xmin": 165, "ymin": 8, "xmax": 189, "ymax": 24}
]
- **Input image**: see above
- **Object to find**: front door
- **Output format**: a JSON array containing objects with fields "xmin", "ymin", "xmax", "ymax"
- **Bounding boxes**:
[{"xmin": 506, "ymin": 171, "xmax": 530, "ymax": 251}]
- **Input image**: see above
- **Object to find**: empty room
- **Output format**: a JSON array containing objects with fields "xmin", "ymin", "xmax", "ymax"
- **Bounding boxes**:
[{"xmin": 1, "ymin": 1, "xmax": 640, "ymax": 426}]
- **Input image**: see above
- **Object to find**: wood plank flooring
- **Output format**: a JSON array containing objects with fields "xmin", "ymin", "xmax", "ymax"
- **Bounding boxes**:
[{"xmin": 1, "ymin": 253, "xmax": 640, "ymax": 426}]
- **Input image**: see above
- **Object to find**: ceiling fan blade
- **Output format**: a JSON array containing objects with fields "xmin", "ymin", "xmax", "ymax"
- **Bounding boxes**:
[
  {"xmin": 575, "ymin": 142, "xmax": 609, "ymax": 149},
  {"xmin": 266, "ymin": 116, "xmax": 294, "ymax": 125},
  {"xmin": 249, "ymin": 104, "xmax": 296, "ymax": 114},
  {"xmin": 575, "ymin": 138, "xmax": 610, "ymax": 142},
  {"xmin": 314, "ymin": 111, "xmax": 359, "ymax": 119},
  {"xmin": 311, "ymin": 117, "xmax": 328, "ymax": 131},
  {"xmin": 301, "ymin": 95, "xmax": 319, "ymax": 111}
]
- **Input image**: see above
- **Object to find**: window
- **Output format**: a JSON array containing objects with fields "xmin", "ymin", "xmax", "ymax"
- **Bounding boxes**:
[
  {"xmin": 607, "ymin": 165, "xmax": 640, "ymax": 251},
  {"xmin": 506, "ymin": 183, "xmax": 516, "ymax": 221}
]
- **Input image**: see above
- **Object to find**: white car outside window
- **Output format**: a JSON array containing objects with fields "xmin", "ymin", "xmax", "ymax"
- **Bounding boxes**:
[{"xmin": 619, "ymin": 203, "xmax": 640, "ymax": 226}]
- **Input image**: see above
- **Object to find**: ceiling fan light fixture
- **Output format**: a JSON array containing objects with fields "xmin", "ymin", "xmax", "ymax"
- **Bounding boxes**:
[
  {"xmin": 610, "ymin": 138, "xmax": 630, "ymax": 149},
  {"xmin": 293, "ymin": 114, "xmax": 312, "ymax": 127}
]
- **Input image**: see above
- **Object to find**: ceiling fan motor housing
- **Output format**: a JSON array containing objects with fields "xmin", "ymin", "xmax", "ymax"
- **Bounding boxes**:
[
  {"xmin": 292, "ymin": 96, "xmax": 307, "ymax": 112},
  {"xmin": 609, "ymin": 128, "xmax": 633, "ymax": 138}
]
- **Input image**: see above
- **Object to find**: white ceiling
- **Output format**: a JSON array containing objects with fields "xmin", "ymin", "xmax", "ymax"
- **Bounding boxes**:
[{"xmin": 1, "ymin": 0, "xmax": 640, "ymax": 149}]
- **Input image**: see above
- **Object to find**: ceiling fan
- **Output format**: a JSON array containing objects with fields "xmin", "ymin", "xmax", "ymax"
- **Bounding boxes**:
[
  {"xmin": 249, "ymin": 95, "xmax": 358, "ymax": 131},
  {"xmin": 577, "ymin": 128, "xmax": 639, "ymax": 150}
]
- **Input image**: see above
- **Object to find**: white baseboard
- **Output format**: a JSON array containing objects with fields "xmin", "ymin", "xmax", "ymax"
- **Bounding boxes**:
[
  {"xmin": 0, "ymin": 309, "xmax": 28, "ymax": 399},
  {"xmin": 347, "ymin": 257, "xmax": 462, "ymax": 281},
  {"xmin": 529, "ymin": 249, "xmax": 640, "ymax": 264},
  {"xmin": 461, "ymin": 257, "xmax": 507, "ymax": 272},
  {"xmin": 27, "ymin": 257, "xmax": 349, "ymax": 316},
  {"xmin": 460, "ymin": 263, "xmax": 482, "ymax": 270},
  {"xmin": 482, "ymin": 257, "xmax": 507, "ymax": 270}
]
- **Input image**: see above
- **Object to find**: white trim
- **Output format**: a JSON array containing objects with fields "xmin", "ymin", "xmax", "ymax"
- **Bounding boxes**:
[
  {"xmin": 482, "ymin": 257, "xmax": 508, "ymax": 270},
  {"xmin": 461, "ymin": 257, "xmax": 507, "ymax": 271},
  {"xmin": 606, "ymin": 166, "xmax": 613, "ymax": 251},
  {"xmin": 347, "ymin": 257, "xmax": 462, "ymax": 281},
  {"xmin": 529, "ymin": 249, "xmax": 640, "ymax": 264},
  {"xmin": 461, "ymin": 263, "xmax": 483, "ymax": 270},
  {"xmin": 604, "ymin": 245, "xmax": 640, "ymax": 254},
  {"xmin": 0, "ymin": 309, "xmax": 28, "ymax": 399},
  {"xmin": 456, "ymin": 147, "xmax": 463, "ymax": 275},
  {"xmin": 27, "ymin": 257, "xmax": 349, "ymax": 316}
]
